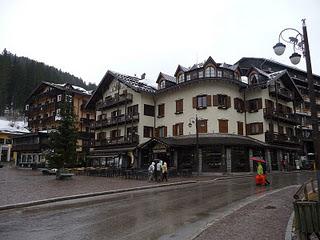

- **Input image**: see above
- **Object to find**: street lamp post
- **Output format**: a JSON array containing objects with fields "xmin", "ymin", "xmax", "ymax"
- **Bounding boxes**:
[
  {"xmin": 273, "ymin": 19, "xmax": 320, "ymax": 196},
  {"xmin": 189, "ymin": 114, "xmax": 200, "ymax": 176}
]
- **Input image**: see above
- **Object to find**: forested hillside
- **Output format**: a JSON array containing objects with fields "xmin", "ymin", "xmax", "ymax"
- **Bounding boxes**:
[{"xmin": 0, "ymin": 49, "xmax": 96, "ymax": 114}]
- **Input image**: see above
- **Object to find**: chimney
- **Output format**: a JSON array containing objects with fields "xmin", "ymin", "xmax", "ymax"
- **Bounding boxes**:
[{"xmin": 141, "ymin": 73, "xmax": 146, "ymax": 79}]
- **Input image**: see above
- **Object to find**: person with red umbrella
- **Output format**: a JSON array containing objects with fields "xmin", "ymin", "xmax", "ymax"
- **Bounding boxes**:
[{"xmin": 250, "ymin": 157, "xmax": 270, "ymax": 186}]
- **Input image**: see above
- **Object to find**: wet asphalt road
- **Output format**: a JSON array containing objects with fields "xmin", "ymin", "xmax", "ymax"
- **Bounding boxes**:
[{"xmin": 0, "ymin": 172, "xmax": 315, "ymax": 240}]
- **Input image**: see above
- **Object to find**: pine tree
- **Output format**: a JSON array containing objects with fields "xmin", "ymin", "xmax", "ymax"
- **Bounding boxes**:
[{"xmin": 48, "ymin": 100, "xmax": 78, "ymax": 174}]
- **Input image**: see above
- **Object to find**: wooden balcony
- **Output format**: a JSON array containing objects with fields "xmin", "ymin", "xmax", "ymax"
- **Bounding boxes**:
[
  {"xmin": 96, "ymin": 93, "xmax": 133, "ymax": 110},
  {"xmin": 92, "ymin": 113, "xmax": 139, "ymax": 129},
  {"xmin": 94, "ymin": 135, "xmax": 139, "ymax": 147},
  {"xmin": 269, "ymin": 85, "xmax": 293, "ymax": 101},
  {"xmin": 265, "ymin": 132, "xmax": 301, "ymax": 146},
  {"xmin": 263, "ymin": 108, "xmax": 299, "ymax": 125}
]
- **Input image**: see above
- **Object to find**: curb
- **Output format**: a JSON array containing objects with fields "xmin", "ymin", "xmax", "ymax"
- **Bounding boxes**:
[{"xmin": 0, "ymin": 180, "xmax": 197, "ymax": 211}]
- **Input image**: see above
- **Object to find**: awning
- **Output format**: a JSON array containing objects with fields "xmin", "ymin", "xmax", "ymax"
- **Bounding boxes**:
[{"xmin": 88, "ymin": 146, "xmax": 136, "ymax": 158}]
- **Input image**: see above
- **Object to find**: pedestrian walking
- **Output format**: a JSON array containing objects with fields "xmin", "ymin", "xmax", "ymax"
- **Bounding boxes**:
[
  {"xmin": 156, "ymin": 160, "xmax": 162, "ymax": 182},
  {"xmin": 161, "ymin": 161, "xmax": 168, "ymax": 182},
  {"xmin": 148, "ymin": 162, "xmax": 155, "ymax": 182}
]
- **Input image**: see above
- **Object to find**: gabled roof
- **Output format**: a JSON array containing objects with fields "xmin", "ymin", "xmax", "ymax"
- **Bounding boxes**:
[
  {"xmin": 203, "ymin": 56, "xmax": 217, "ymax": 67},
  {"xmin": 25, "ymin": 81, "xmax": 91, "ymax": 103},
  {"xmin": 174, "ymin": 65, "xmax": 189, "ymax": 77},
  {"xmin": 156, "ymin": 72, "xmax": 176, "ymax": 84},
  {"xmin": 86, "ymin": 70, "xmax": 156, "ymax": 109},
  {"xmin": 267, "ymin": 70, "xmax": 303, "ymax": 102},
  {"xmin": 247, "ymin": 67, "xmax": 270, "ymax": 78}
]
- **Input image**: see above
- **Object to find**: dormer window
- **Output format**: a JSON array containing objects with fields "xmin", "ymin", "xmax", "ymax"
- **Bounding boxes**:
[
  {"xmin": 177, "ymin": 74, "xmax": 184, "ymax": 84},
  {"xmin": 217, "ymin": 70, "xmax": 222, "ymax": 77},
  {"xmin": 186, "ymin": 74, "xmax": 191, "ymax": 81},
  {"xmin": 199, "ymin": 71, "xmax": 203, "ymax": 78},
  {"xmin": 249, "ymin": 73, "xmax": 259, "ymax": 85},
  {"xmin": 205, "ymin": 66, "xmax": 216, "ymax": 77},
  {"xmin": 160, "ymin": 80, "xmax": 165, "ymax": 89}
]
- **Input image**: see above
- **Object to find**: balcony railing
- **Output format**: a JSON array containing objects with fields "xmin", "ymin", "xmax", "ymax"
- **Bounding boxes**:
[
  {"xmin": 96, "ymin": 93, "xmax": 133, "ymax": 110},
  {"xmin": 265, "ymin": 132, "xmax": 301, "ymax": 145},
  {"xmin": 269, "ymin": 85, "xmax": 293, "ymax": 101},
  {"xmin": 94, "ymin": 135, "xmax": 139, "ymax": 147},
  {"xmin": 93, "ymin": 113, "xmax": 139, "ymax": 129},
  {"xmin": 263, "ymin": 108, "xmax": 299, "ymax": 125}
]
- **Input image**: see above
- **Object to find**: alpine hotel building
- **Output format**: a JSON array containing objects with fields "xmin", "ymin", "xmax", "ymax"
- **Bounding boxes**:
[{"xmin": 86, "ymin": 56, "xmax": 309, "ymax": 173}]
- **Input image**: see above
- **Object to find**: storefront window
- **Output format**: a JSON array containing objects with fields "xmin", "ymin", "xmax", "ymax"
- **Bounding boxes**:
[
  {"xmin": 202, "ymin": 146, "xmax": 225, "ymax": 172},
  {"xmin": 231, "ymin": 146, "xmax": 250, "ymax": 172}
]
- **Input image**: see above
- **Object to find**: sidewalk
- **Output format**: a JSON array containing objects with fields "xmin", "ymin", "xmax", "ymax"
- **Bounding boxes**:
[
  {"xmin": 194, "ymin": 186, "xmax": 298, "ymax": 240},
  {"xmin": 0, "ymin": 166, "xmax": 303, "ymax": 209}
]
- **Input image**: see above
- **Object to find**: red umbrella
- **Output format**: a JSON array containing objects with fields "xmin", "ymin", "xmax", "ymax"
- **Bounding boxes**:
[{"xmin": 250, "ymin": 156, "xmax": 266, "ymax": 163}]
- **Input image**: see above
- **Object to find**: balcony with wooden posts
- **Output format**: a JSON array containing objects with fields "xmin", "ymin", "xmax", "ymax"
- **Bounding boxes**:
[
  {"xmin": 265, "ymin": 131, "xmax": 301, "ymax": 146},
  {"xmin": 92, "ymin": 113, "xmax": 139, "ymax": 129},
  {"xmin": 269, "ymin": 85, "xmax": 294, "ymax": 101},
  {"xmin": 263, "ymin": 108, "xmax": 299, "ymax": 125},
  {"xmin": 94, "ymin": 134, "xmax": 139, "ymax": 148},
  {"xmin": 96, "ymin": 93, "xmax": 133, "ymax": 110}
]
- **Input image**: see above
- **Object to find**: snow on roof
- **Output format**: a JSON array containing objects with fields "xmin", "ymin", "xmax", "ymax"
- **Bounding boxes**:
[
  {"xmin": 43, "ymin": 82, "xmax": 92, "ymax": 95},
  {"xmin": 110, "ymin": 71, "xmax": 156, "ymax": 93},
  {"xmin": 0, "ymin": 118, "xmax": 30, "ymax": 135},
  {"xmin": 71, "ymin": 85, "xmax": 92, "ymax": 95}
]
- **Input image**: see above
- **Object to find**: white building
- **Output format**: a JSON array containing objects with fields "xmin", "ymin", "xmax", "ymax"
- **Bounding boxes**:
[{"xmin": 87, "ymin": 57, "xmax": 303, "ymax": 173}]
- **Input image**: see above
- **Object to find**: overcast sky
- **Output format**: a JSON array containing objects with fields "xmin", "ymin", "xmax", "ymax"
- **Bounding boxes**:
[{"xmin": 0, "ymin": 0, "xmax": 319, "ymax": 86}]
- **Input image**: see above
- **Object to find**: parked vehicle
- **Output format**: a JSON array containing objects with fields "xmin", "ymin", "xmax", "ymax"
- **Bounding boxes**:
[{"xmin": 41, "ymin": 168, "xmax": 58, "ymax": 175}]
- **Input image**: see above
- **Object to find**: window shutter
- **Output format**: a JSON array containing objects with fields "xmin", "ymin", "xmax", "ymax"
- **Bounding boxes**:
[
  {"xmin": 179, "ymin": 123, "xmax": 183, "ymax": 135},
  {"xmin": 227, "ymin": 96, "xmax": 231, "ymax": 108},
  {"xmin": 193, "ymin": 97, "xmax": 197, "ymax": 108},
  {"xmin": 246, "ymin": 124, "xmax": 251, "ymax": 135},
  {"xmin": 257, "ymin": 98, "xmax": 262, "ymax": 109},
  {"xmin": 155, "ymin": 128, "xmax": 159, "ymax": 138},
  {"xmin": 213, "ymin": 95, "xmax": 218, "ymax": 106},
  {"xmin": 172, "ymin": 124, "xmax": 177, "ymax": 136},
  {"xmin": 245, "ymin": 100, "xmax": 250, "ymax": 112},
  {"xmin": 207, "ymin": 95, "xmax": 212, "ymax": 106},
  {"xmin": 234, "ymin": 98, "xmax": 239, "ymax": 111},
  {"xmin": 258, "ymin": 123, "xmax": 263, "ymax": 134},
  {"xmin": 164, "ymin": 126, "xmax": 167, "ymax": 137}
]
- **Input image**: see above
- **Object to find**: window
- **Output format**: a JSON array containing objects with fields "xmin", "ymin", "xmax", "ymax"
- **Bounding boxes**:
[
  {"xmin": 234, "ymin": 98, "xmax": 245, "ymax": 112},
  {"xmin": 237, "ymin": 121, "xmax": 243, "ymax": 135},
  {"xmin": 269, "ymin": 123, "xmax": 274, "ymax": 132},
  {"xmin": 218, "ymin": 95, "xmax": 228, "ymax": 108},
  {"xmin": 127, "ymin": 126, "xmax": 138, "ymax": 136},
  {"xmin": 0, "ymin": 138, "xmax": 4, "ymax": 144},
  {"xmin": 156, "ymin": 126, "xmax": 167, "ymax": 138},
  {"xmin": 25, "ymin": 105, "xmax": 29, "ymax": 111},
  {"xmin": 223, "ymin": 70, "xmax": 233, "ymax": 79},
  {"xmin": 197, "ymin": 95, "xmax": 207, "ymax": 109},
  {"xmin": 186, "ymin": 74, "xmax": 191, "ymax": 81},
  {"xmin": 6, "ymin": 139, "xmax": 12, "ymax": 144},
  {"xmin": 278, "ymin": 126, "xmax": 284, "ymax": 134},
  {"xmin": 198, "ymin": 119, "xmax": 208, "ymax": 133},
  {"xmin": 158, "ymin": 104, "xmax": 165, "ymax": 118},
  {"xmin": 97, "ymin": 132, "xmax": 106, "ymax": 140},
  {"xmin": 175, "ymin": 99, "xmax": 183, "ymax": 114},
  {"xmin": 56, "ymin": 108, "xmax": 61, "ymax": 116},
  {"xmin": 286, "ymin": 127, "xmax": 293, "ymax": 136},
  {"xmin": 143, "ymin": 126, "xmax": 154, "ymax": 138},
  {"xmin": 111, "ymin": 129, "xmax": 121, "ymax": 139},
  {"xmin": 213, "ymin": 95, "xmax": 230, "ymax": 109},
  {"xmin": 234, "ymin": 72, "xmax": 240, "ymax": 80},
  {"xmin": 111, "ymin": 109, "xmax": 121, "ymax": 118},
  {"xmin": 177, "ymin": 74, "xmax": 184, "ymax": 84},
  {"xmin": 57, "ymin": 94, "xmax": 62, "ymax": 102},
  {"xmin": 128, "ymin": 104, "xmax": 138, "ymax": 116},
  {"xmin": 144, "ymin": 104, "xmax": 155, "ymax": 116},
  {"xmin": 218, "ymin": 119, "xmax": 228, "ymax": 133},
  {"xmin": 247, "ymin": 98, "xmax": 262, "ymax": 112},
  {"xmin": 66, "ymin": 94, "xmax": 72, "ymax": 102},
  {"xmin": 205, "ymin": 66, "xmax": 215, "ymax": 77},
  {"xmin": 217, "ymin": 70, "xmax": 222, "ymax": 77},
  {"xmin": 173, "ymin": 123, "xmax": 183, "ymax": 136},
  {"xmin": 199, "ymin": 71, "xmax": 204, "ymax": 78},
  {"xmin": 160, "ymin": 81, "xmax": 165, "ymax": 89},
  {"xmin": 249, "ymin": 73, "xmax": 258, "ymax": 85},
  {"xmin": 246, "ymin": 122, "xmax": 263, "ymax": 135}
]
